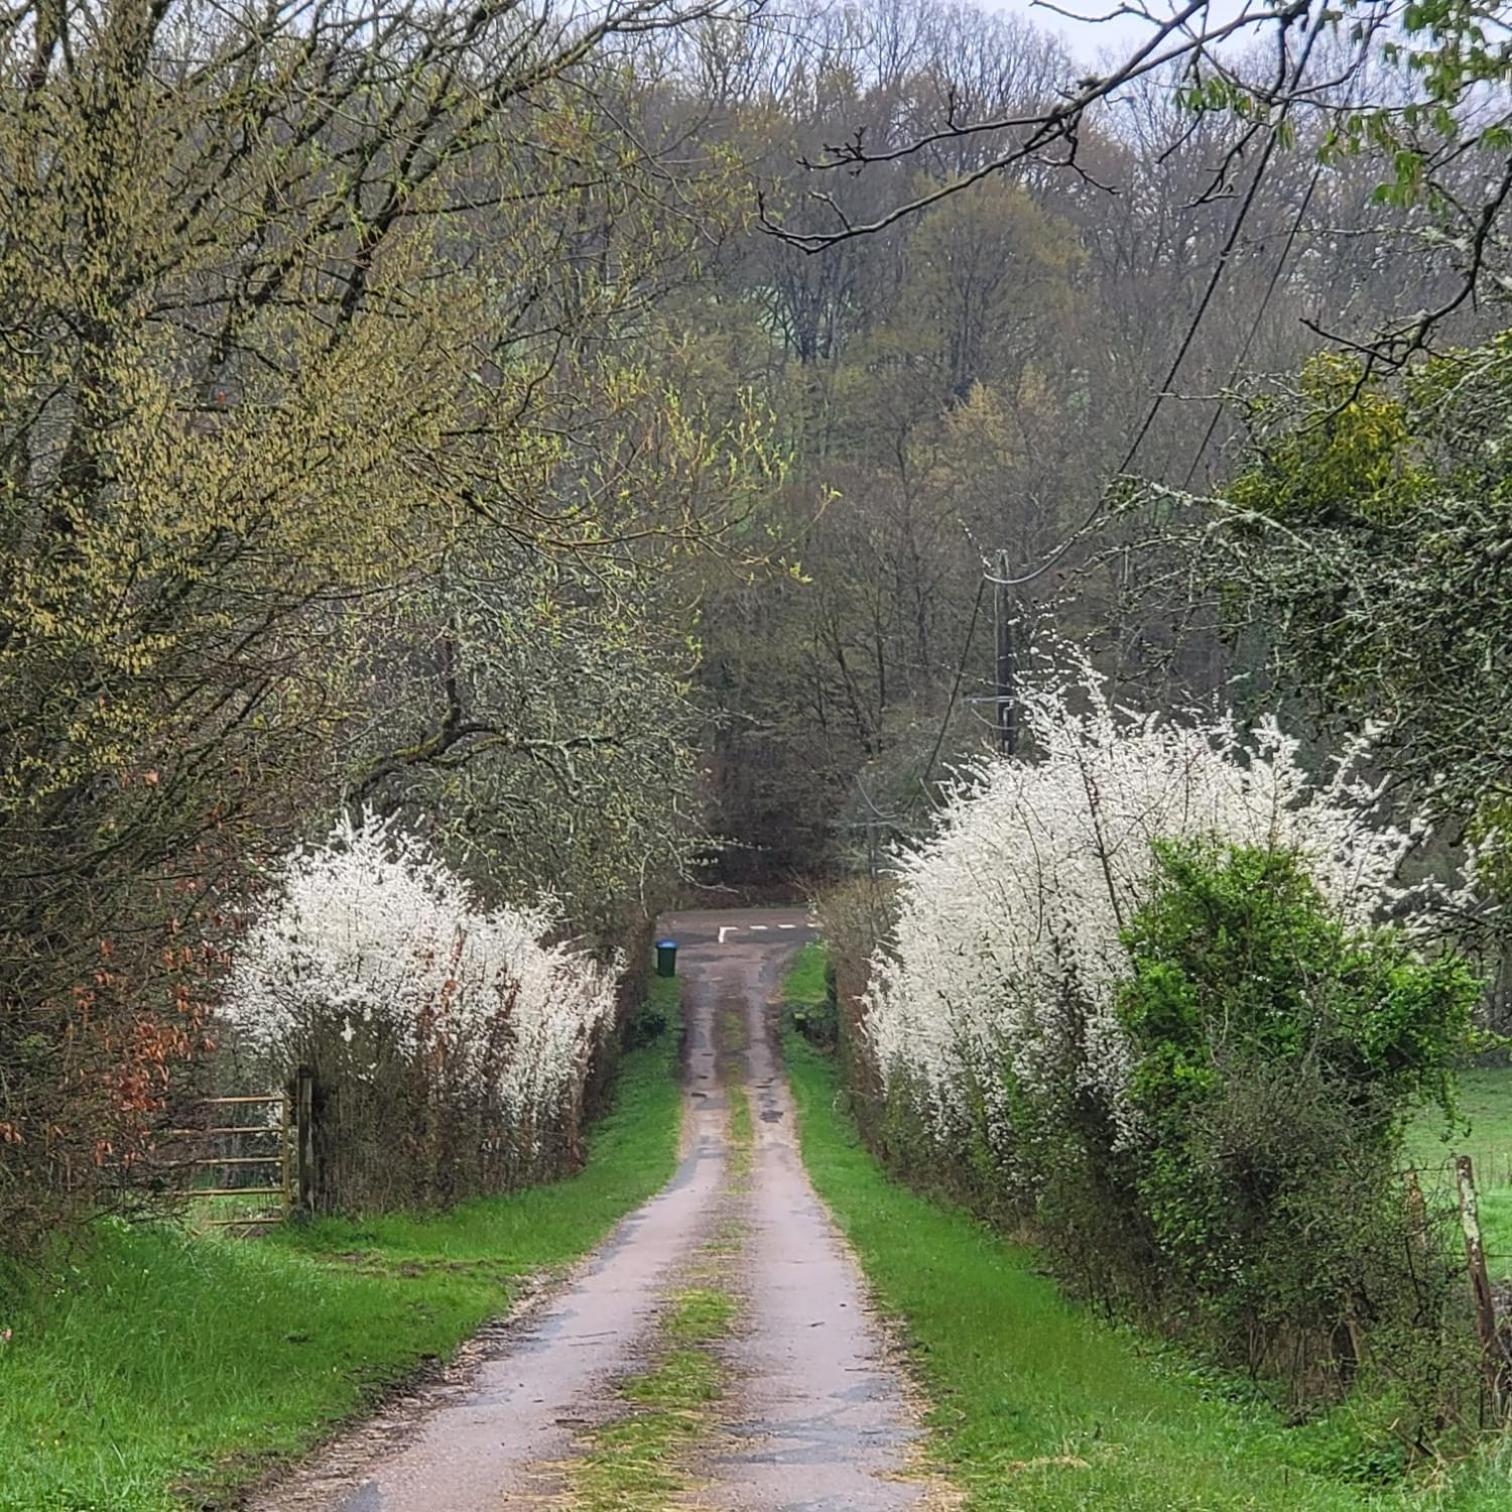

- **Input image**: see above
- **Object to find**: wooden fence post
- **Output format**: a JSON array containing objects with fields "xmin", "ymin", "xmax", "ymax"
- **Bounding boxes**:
[
  {"xmin": 1404, "ymin": 1169, "xmax": 1429, "ymax": 1251},
  {"xmin": 296, "ymin": 1066, "xmax": 317, "ymax": 1215},
  {"xmin": 1456, "ymin": 1155, "xmax": 1507, "ymax": 1419}
]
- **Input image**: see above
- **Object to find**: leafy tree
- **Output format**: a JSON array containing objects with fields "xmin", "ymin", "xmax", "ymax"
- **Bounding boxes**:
[
  {"xmin": 0, "ymin": 0, "xmax": 755, "ymax": 1249},
  {"xmin": 1161, "ymin": 341, "xmax": 1512, "ymax": 913},
  {"xmin": 347, "ymin": 537, "xmax": 710, "ymax": 941}
]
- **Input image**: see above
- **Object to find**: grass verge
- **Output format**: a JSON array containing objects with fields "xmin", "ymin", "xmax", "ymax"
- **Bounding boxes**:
[
  {"xmin": 782, "ymin": 941, "xmax": 829, "ymax": 1012},
  {"xmin": 779, "ymin": 956, "xmax": 1512, "ymax": 1511},
  {"xmin": 0, "ymin": 974, "xmax": 685, "ymax": 1512}
]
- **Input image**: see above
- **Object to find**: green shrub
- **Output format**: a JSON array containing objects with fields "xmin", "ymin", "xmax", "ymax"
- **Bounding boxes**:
[{"xmin": 1106, "ymin": 841, "xmax": 1479, "ymax": 1399}]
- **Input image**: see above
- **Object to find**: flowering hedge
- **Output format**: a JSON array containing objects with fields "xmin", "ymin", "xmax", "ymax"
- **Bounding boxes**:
[
  {"xmin": 868, "ymin": 671, "xmax": 1454, "ymax": 1153},
  {"xmin": 862, "ymin": 667, "xmax": 1480, "ymax": 1397},
  {"xmin": 224, "ymin": 814, "xmax": 619, "ymax": 1208}
]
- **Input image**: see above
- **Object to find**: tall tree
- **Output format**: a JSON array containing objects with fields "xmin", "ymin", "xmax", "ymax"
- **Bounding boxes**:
[{"xmin": 0, "ymin": 0, "xmax": 757, "ymax": 1246}]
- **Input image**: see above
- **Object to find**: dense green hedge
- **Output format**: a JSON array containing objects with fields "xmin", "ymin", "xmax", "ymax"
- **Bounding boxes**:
[{"xmin": 861, "ymin": 842, "xmax": 1483, "ymax": 1418}]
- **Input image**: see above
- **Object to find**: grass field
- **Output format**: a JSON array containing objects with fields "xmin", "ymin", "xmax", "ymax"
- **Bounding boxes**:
[
  {"xmin": 1407, "ymin": 1065, "xmax": 1512, "ymax": 1279},
  {"xmin": 0, "ymin": 974, "xmax": 685, "ymax": 1512},
  {"xmin": 779, "ymin": 949, "xmax": 1512, "ymax": 1510},
  {"xmin": 1406, "ymin": 1067, "xmax": 1512, "ymax": 1175}
]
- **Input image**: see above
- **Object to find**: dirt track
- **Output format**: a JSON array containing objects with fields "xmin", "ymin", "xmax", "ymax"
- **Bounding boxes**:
[{"xmin": 251, "ymin": 908, "xmax": 932, "ymax": 1511}]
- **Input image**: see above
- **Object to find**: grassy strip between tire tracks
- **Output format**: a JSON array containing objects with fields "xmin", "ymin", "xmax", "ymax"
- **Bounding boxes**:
[
  {"xmin": 779, "ymin": 944, "xmax": 1512, "ymax": 1512},
  {"xmin": 565, "ymin": 1083, "xmax": 750, "ymax": 1511},
  {"xmin": 0, "ymin": 975, "xmax": 685, "ymax": 1512},
  {"xmin": 564, "ymin": 1283, "xmax": 737, "ymax": 1512}
]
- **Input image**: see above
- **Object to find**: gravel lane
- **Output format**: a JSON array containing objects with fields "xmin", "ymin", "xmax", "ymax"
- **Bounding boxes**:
[
  {"xmin": 249, "ymin": 907, "xmax": 935, "ymax": 1511},
  {"xmin": 687, "ymin": 913, "xmax": 927, "ymax": 1511}
]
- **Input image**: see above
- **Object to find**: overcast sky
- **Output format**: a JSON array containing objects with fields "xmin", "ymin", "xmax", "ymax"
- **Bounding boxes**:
[
  {"xmin": 983, "ymin": 0, "xmax": 1256, "ymax": 67},
  {"xmin": 987, "ymin": 0, "xmax": 1159, "ymax": 61}
]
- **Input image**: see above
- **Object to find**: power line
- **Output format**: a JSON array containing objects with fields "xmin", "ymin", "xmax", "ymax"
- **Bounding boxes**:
[
  {"xmin": 1181, "ymin": 158, "xmax": 1324, "ymax": 491},
  {"xmin": 1122, "ymin": 3, "xmax": 1329, "ymax": 482},
  {"xmin": 919, "ymin": 4, "xmax": 1332, "ymax": 807},
  {"xmin": 993, "ymin": 547, "xmax": 1018, "ymax": 757},
  {"xmin": 1179, "ymin": 17, "xmax": 1371, "ymax": 490},
  {"xmin": 989, "ymin": 1, "xmax": 1331, "ymax": 592}
]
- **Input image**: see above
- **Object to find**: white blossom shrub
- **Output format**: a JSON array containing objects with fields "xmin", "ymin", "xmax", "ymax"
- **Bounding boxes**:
[
  {"xmin": 862, "ymin": 663, "xmax": 1480, "ymax": 1396},
  {"xmin": 868, "ymin": 668, "xmax": 1444, "ymax": 1145},
  {"xmin": 223, "ymin": 812, "xmax": 619, "ymax": 1205}
]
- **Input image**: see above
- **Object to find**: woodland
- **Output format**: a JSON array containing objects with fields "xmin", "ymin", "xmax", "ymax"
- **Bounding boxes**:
[{"xmin": 4, "ymin": 0, "xmax": 1512, "ymax": 1497}]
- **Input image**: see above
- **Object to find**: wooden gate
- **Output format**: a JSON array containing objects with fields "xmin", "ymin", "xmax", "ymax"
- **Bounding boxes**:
[{"xmin": 179, "ymin": 1092, "xmax": 293, "ymax": 1227}]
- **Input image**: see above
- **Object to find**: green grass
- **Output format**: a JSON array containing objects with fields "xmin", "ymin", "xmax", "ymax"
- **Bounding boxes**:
[
  {"xmin": 1408, "ymin": 1065, "xmax": 1512, "ymax": 1279},
  {"xmin": 783, "ymin": 940, "xmax": 829, "ymax": 1010},
  {"xmin": 0, "ymin": 974, "xmax": 685, "ymax": 1512},
  {"xmin": 779, "ymin": 968, "xmax": 1512, "ymax": 1510},
  {"xmin": 1407, "ymin": 1067, "xmax": 1512, "ymax": 1177}
]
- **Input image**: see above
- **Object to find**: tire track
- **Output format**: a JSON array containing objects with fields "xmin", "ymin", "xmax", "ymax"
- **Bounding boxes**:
[{"xmin": 248, "ymin": 908, "xmax": 944, "ymax": 1511}]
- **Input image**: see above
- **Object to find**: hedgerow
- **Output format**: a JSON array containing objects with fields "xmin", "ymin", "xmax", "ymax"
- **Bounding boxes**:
[
  {"xmin": 1114, "ymin": 841, "xmax": 1478, "ymax": 1386},
  {"xmin": 223, "ymin": 813, "xmax": 619, "ymax": 1210},
  {"xmin": 862, "ymin": 664, "xmax": 1483, "ymax": 1408}
]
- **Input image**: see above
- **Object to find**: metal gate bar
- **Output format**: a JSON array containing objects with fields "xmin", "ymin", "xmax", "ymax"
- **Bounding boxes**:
[{"xmin": 182, "ymin": 1092, "xmax": 293, "ymax": 1228}]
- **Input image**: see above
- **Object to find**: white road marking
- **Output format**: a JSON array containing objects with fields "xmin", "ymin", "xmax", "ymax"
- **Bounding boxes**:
[{"xmin": 717, "ymin": 921, "xmax": 806, "ymax": 943}]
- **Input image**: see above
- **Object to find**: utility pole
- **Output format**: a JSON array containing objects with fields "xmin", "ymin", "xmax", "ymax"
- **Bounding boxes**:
[{"xmin": 993, "ymin": 548, "xmax": 1018, "ymax": 757}]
